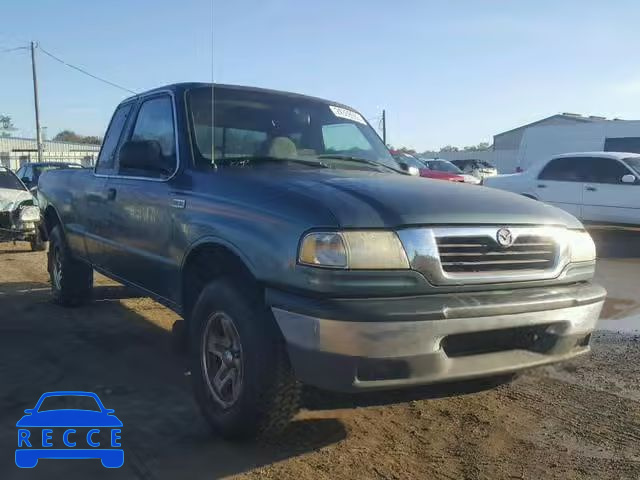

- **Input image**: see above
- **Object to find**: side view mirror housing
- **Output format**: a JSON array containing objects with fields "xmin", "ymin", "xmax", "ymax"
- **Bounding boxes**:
[
  {"xmin": 104, "ymin": 409, "xmax": 115, "ymax": 414},
  {"xmin": 24, "ymin": 409, "xmax": 34, "ymax": 414},
  {"xmin": 621, "ymin": 174, "xmax": 636, "ymax": 184},
  {"xmin": 119, "ymin": 140, "xmax": 171, "ymax": 176}
]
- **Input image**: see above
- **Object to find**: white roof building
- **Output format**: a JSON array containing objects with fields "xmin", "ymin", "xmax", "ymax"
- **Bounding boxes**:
[{"xmin": 0, "ymin": 136, "xmax": 100, "ymax": 170}]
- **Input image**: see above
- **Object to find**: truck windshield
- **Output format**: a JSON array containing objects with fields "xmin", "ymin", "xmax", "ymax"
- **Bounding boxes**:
[
  {"xmin": 187, "ymin": 86, "xmax": 398, "ymax": 172},
  {"xmin": 0, "ymin": 168, "xmax": 26, "ymax": 191}
]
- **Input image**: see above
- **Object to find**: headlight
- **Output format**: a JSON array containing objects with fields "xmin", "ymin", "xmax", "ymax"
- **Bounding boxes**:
[
  {"xmin": 299, "ymin": 231, "xmax": 409, "ymax": 269},
  {"xmin": 567, "ymin": 230, "xmax": 596, "ymax": 262},
  {"xmin": 19, "ymin": 206, "xmax": 40, "ymax": 223}
]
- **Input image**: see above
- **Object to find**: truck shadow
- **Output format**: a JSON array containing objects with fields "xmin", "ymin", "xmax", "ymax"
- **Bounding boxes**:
[
  {"xmin": 0, "ymin": 282, "xmax": 345, "ymax": 480},
  {"xmin": 302, "ymin": 375, "xmax": 514, "ymax": 411}
]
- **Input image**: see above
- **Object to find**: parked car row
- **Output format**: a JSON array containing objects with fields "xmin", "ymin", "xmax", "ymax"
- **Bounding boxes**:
[
  {"xmin": 485, "ymin": 152, "xmax": 640, "ymax": 227},
  {"xmin": 388, "ymin": 148, "xmax": 639, "ymax": 227},
  {"xmin": 36, "ymin": 82, "xmax": 604, "ymax": 441},
  {"xmin": 450, "ymin": 159, "xmax": 498, "ymax": 182},
  {"xmin": 390, "ymin": 151, "xmax": 482, "ymax": 184}
]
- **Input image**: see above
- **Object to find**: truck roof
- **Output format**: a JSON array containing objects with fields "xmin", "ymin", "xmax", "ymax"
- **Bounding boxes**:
[{"xmin": 121, "ymin": 82, "xmax": 353, "ymax": 110}]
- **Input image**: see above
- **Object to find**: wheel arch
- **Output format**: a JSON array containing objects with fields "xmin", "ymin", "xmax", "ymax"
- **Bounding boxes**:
[
  {"xmin": 180, "ymin": 237, "xmax": 260, "ymax": 322},
  {"xmin": 41, "ymin": 205, "xmax": 64, "ymax": 242}
]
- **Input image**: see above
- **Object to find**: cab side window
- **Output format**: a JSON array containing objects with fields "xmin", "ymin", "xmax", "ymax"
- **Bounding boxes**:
[
  {"xmin": 96, "ymin": 103, "xmax": 132, "ymax": 174},
  {"xmin": 538, "ymin": 157, "xmax": 587, "ymax": 182},
  {"xmin": 120, "ymin": 96, "xmax": 176, "ymax": 178}
]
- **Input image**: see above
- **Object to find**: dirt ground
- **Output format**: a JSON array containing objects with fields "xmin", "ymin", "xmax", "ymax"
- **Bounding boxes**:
[{"xmin": 1, "ymin": 231, "xmax": 639, "ymax": 480}]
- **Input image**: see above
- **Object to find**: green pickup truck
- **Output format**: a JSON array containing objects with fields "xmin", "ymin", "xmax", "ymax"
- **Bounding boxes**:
[{"xmin": 38, "ymin": 83, "xmax": 605, "ymax": 440}]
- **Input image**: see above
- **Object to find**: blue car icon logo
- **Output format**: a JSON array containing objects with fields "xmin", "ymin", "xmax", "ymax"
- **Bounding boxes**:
[{"xmin": 15, "ymin": 391, "xmax": 123, "ymax": 468}]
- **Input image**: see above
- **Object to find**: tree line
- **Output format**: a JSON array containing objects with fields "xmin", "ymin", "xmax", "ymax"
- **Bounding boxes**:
[{"xmin": 390, "ymin": 142, "xmax": 491, "ymax": 156}]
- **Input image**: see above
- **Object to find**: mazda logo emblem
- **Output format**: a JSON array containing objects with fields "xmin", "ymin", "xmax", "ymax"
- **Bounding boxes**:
[{"xmin": 496, "ymin": 228, "xmax": 514, "ymax": 247}]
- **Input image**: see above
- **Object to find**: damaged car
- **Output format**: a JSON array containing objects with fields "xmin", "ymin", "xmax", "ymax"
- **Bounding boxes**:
[{"xmin": 0, "ymin": 166, "xmax": 46, "ymax": 251}]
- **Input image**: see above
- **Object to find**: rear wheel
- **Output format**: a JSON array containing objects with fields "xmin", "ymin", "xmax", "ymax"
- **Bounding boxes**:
[
  {"xmin": 189, "ymin": 279, "xmax": 301, "ymax": 440},
  {"xmin": 48, "ymin": 225, "xmax": 93, "ymax": 306}
]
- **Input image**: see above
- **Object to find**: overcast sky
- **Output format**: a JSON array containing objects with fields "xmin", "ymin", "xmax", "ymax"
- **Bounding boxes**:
[{"xmin": 2, "ymin": 0, "xmax": 639, "ymax": 151}]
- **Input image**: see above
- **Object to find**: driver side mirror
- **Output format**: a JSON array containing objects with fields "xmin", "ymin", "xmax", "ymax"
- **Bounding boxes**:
[
  {"xmin": 621, "ymin": 174, "xmax": 637, "ymax": 184},
  {"xmin": 24, "ymin": 409, "xmax": 34, "ymax": 414},
  {"xmin": 119, "ymin": 140, "xmax": 171, "ymax": 176}
]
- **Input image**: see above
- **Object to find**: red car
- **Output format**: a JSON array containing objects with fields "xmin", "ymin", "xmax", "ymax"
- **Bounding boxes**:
[
  {"xmin": 391, "ymin": 152, "xmax": 465, "ymax": 182},
  {"xmin": 420, "ymin": 159, "xmax": 467, "ymax": 182}
]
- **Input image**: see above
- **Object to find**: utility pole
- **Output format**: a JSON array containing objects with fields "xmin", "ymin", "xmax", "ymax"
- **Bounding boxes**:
[
  {"xmin": 382, "ymin": 109, "xmax": 387, "ymax": 146},
  {"xmin": 30, "ymin": 41, "xmax": 43, "ymax": 162}
]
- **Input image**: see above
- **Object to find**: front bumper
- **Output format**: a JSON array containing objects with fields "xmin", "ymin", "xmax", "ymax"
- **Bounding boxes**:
[
  {"xmin": 269, "ymin": 283, "xmax": 605, "ymax": 392},
  {"xmin": 0, "ymin": 210, "xmax": 38, "ymax": 242},
  {"xmin": 0, "ymin": 224, "xmax": 37, "ymax": 242}
]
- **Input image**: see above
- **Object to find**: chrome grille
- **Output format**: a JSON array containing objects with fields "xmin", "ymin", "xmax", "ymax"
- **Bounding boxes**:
[
  {"xmin": 397, "ymin": 226, "xmax": 570, "ymax": 285},
  {"xmin": 437, "ymin": 234, "xmax": 557, "ymax": 273}
]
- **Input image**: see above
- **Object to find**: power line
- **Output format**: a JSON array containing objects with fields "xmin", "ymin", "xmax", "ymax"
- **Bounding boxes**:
[
  {"xmin": 0, "ymin": 46, "xmax": 28, "ymax": 53},
  {"xmin": 38, "ymin": 45, "xmax": 137, "ymax": 95}
]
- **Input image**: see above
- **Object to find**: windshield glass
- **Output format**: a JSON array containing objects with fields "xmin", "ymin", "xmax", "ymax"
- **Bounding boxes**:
[
  {"xmin": 425, "ymin": 160, "xmax": 461, "ymax": 173},
  {"xmin": 187, "ymin": 86, "xmax": 398, "ymax": 172},
  {"xmin": 624, "ymin": 157, "xmax": 640, "ymax": 175},
  {"xmin": 0, "ymin": 168, "xmax": 26, "ymax": 191}
]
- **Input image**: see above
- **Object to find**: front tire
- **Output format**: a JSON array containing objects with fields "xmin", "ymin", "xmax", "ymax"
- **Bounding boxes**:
[
  {"xmin": 48, "ymin": 225, "xmax": 93, "ymax": 306},
  {"xmin": 189, "ymin": 279, "xmax": 301, "ymax": 440}
]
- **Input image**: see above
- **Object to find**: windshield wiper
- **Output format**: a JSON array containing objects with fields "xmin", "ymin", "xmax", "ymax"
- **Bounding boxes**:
[
  {"xmin": 316, "ymin": 154, "xmax": 405, "ymax": 174},
  {"xmin": 219, "ymin": 155, "xmax": 330, "ymax": 169}
]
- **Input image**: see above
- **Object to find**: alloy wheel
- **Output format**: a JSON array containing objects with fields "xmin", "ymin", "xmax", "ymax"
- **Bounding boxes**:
[{"xmin": 201, "ymin": 311, "xmax": 244, "ymax": 409}]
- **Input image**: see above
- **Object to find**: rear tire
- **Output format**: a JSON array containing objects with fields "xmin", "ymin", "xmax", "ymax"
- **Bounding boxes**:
[
  {"xmin": 48, "ymin": 225, "xmax": 93, "ymax": 306},
  {"xmin": 189, "ymin": 279, "xmax": 301, "ymax": 440}
]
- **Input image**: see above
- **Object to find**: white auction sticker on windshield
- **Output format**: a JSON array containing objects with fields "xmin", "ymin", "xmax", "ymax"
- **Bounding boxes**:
[{"xmin": 329, "ymin": 105, "xmax": 366, "ymax": 125}]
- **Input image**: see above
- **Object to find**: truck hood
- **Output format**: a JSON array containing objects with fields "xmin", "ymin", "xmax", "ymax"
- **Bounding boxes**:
[
  {"xmin": 231, "ymin": 168, "xmax": 583, "ymax": 229},
  {"xmin": 0, "ymin": 187, "xmax": 32, "ymax": 212}
]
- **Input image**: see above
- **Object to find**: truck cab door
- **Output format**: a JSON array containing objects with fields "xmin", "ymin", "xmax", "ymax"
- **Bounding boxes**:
[
  {"xmin": 86, "ymin": 102, "xmax": 134, "ymax": 267},
  {"xmin": 99, "ymin": 94, "xmax": 180, "ymax": 300},
  {"xmin": 535, "ymin": 157, "xmax": 586, "ymax": 219}
]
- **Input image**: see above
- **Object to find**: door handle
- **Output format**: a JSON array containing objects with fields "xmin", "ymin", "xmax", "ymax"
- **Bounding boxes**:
[
  {"xmin": 536, "ymin": 184, "xmax": 547, "ymax": 189},
  {"xmin": 106, "ymin": 188, "xmax": 117, "ymax": 201},
  {"xmin": 585, "ymin": 186, "xmax": 597, "ymax": 192}
]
